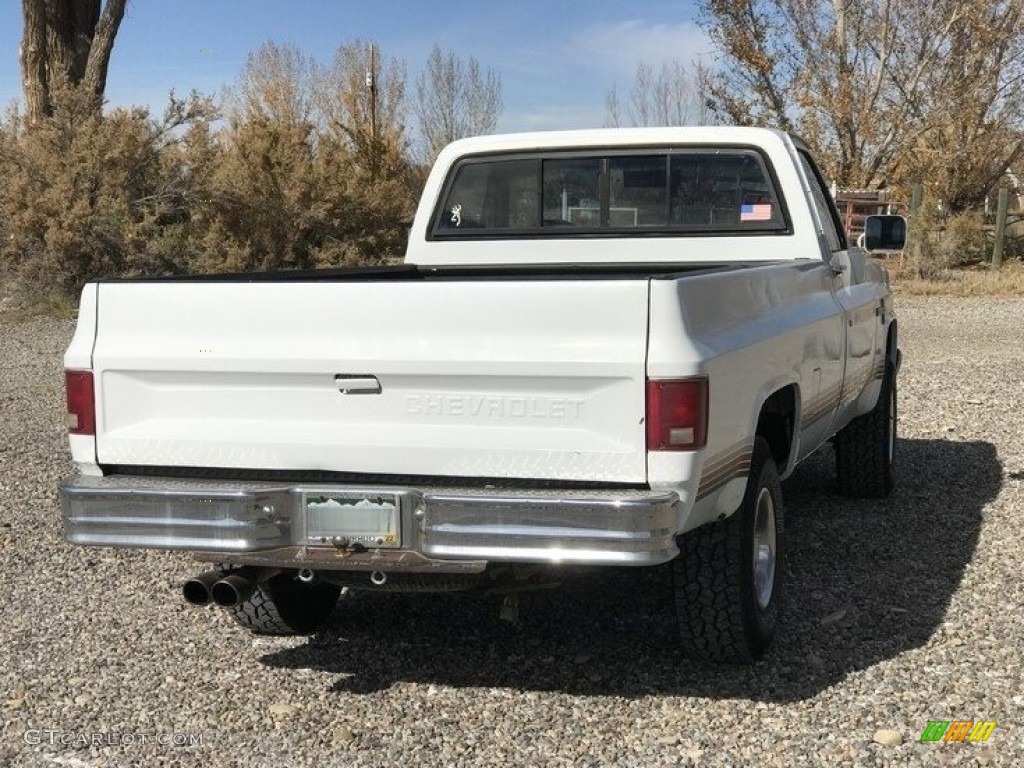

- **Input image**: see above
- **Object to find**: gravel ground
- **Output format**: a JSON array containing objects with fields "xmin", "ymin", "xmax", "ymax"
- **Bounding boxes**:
[{"xmin": 1, "ymin": 297, "xmax": 1022, "ymax": 767}]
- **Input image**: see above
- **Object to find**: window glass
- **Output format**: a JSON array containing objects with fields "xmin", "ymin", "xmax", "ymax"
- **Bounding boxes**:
[
  {"xmin": 608, "ymin": 155, "xmax": 668, "ymax": 227},
  {"xmin": 797, "ymin": 152, "xmax": 844, "ymax": 252},
  {"xmin": 542, "ymin": 158, "xmax": 602, "ymax": 227},
  {"xmin": 670, "ymin": 153, "xmax": 784, "ymax": 229},
  {"xmin": 433, "ymin": 149, "xmax": 787, "ymax": 237},
  {"xmin": 437, "ymin": 159, "xmax": 539, "ymax": 231}
]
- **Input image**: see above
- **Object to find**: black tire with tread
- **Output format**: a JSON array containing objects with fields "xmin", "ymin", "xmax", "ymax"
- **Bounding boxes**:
[
  {"xmin": 221, "ymin": 569, "xmax": 341, "ymax": 636},
  {"xmin": 672, "ymin": 437, "xmax": 783, "ymax": 663},
  {"xmin": 834, "ymin": 360, "xmax": 896, "ymax": 498}
]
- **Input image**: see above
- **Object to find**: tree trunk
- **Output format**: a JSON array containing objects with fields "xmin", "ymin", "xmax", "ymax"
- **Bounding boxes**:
[
  {"xmin": 19, "ymin": 0, "xmax": 125, "ymax": 125},
  {"xmin": 20, "ymin": 0, "xmax": 49, "ymax": 124},
  {"xmin": 83, "ymin": 0, "xmax": 126, "ymax": 100},
  {"xmin": 70, "ymin": 1, "xmax": 102, "ymax": 78}
]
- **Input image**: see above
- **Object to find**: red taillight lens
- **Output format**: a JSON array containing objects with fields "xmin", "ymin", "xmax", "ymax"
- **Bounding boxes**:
[
  {"xmin": 65, "ymin": 371, "xmax": 95, "ymax": 436},
  {"xmin": 646, "ymin": 378, "xmax": 708, "ymax": 451}
]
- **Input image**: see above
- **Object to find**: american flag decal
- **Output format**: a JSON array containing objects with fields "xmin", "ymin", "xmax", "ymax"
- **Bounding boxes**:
[{"xmin": 740, "ymin": 203, "xmax": 773, "ymax": 221}]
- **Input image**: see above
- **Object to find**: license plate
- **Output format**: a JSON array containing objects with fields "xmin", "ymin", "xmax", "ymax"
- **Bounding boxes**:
[{"xmin": 304, "ymin": 491, "xmax": 401, "ymax": 548}]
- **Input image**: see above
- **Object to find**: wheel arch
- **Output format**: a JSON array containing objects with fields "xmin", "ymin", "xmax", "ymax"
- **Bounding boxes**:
[
  {"xmin": 755, "ymin": 383, "xmax": 800, "ymax": 478},
  {"xmin": 885, "ymin": 318, "xmax": 899, "ymax": 367}
]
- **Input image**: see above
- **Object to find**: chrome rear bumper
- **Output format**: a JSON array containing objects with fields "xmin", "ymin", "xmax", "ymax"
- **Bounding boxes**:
[{"xmin": 60, "ymin": 475, "xmax": 680, "ymax": 570}]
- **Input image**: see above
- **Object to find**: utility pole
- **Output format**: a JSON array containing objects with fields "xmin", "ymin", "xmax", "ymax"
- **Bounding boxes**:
[
  {"xmin": 364, "ymin": 42, "xmax": 379, "ymax": 181},
  {"xmin": 366, "ymin": 42, "xmax": 379, "ymax": 181},
  {"xmin": 367, "ymin": 43, "xmax": 377, "ymax": 144}
]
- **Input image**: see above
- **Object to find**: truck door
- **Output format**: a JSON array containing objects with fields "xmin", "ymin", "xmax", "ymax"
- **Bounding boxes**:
[{"xmin": 795, "ymin": 151, "xmax": 880, "ymax": 437}]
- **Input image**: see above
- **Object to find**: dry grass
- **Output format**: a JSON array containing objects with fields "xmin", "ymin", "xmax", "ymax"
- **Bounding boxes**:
[
  {"xmin": 0, "ymin": 296, "xmax": 79, "ymax": 321},
  {"xmin": 0, "ymin": 275, "xmax": 78, "ymax": 320},
  {"xmin": 884, "ymin": 257, "xmax": 1024, "ymax": 297}
]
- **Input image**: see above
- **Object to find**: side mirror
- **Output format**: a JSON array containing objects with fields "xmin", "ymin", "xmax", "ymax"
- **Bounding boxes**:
[{"xmin": 864, "ymin": 215, "xmax": 907, "ymax": 252}]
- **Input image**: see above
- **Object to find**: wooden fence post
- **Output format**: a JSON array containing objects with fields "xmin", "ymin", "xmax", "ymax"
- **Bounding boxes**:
[
  {"xmin": 909, "ymin": 185, "xmax": 923, "ymax": 270},
  {"xmin": 992, "ymin": 187, "xmax": 1009, "ymax": 270},
  {"xmin": 911, "ymin": 185, "xmax": 923, "ymax": 216}
]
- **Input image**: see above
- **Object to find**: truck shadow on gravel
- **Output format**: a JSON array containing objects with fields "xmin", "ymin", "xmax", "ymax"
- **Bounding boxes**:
[{"xmin": 261, "ymin": 437, "xmax": 1001, "ymax": 703}]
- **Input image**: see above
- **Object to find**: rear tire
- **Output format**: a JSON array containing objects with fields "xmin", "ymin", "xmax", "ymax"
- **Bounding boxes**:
[
  {"xmin": 222, "ymin": 569, "xmax": 341, "ymax": 636},
  {"xmin": 835, "ymin": 360, "xmax": 896, "ymax": 498},
  {"xmin": 672, "ymin": 437, "xmax": 783, "ymax": 663}
]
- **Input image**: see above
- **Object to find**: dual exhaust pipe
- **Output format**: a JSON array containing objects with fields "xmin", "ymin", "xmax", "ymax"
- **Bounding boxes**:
[
  {"xmin": 184, "ymin": 567, "xmax": 390, "ymax": 607},
  {"xmin": 182, "ymin": 566, "xmax": 281, "ymax": 608}
]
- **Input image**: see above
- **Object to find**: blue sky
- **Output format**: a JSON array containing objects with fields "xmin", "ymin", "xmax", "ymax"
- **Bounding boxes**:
[{"xmin": 0, "ymin": 1, "xmax": 711, "ymax": 132}]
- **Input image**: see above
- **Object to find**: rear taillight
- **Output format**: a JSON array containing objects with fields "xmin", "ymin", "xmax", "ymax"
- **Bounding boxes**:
[
  {"xmin": 65, "ymin": 370, "xmax": 95, "ymax": 436},
  {"xmin": 646, "ymin": 378, "xmax": 708, "ymax": 451}
]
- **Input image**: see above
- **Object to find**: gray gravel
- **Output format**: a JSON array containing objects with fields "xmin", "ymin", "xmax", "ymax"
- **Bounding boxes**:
[{"xmin": 1, "ymin": 297, "xmax": 1022, "ymax": 767}]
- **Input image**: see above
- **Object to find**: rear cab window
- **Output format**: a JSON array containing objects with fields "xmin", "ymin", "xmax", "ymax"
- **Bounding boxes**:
[{"xmin": 431, "ymin": 147, "xmax": 789, "ymax": 239}]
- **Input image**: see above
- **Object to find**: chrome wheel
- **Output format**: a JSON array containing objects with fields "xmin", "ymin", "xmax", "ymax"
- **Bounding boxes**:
[{"xmin": 752, "ymin": 487, "xmax": 776, "ymax": 610}]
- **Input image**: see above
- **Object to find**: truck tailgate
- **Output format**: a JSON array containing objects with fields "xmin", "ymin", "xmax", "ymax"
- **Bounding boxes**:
[{"xmin": 91, "ymin": 279, "xmax": 650, "ymax": 483}]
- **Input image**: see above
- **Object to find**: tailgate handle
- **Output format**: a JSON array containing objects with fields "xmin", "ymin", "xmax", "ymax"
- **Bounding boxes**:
[{"xmin": 335, "ymin": 375, "xmax": 382, "ymax": 395}]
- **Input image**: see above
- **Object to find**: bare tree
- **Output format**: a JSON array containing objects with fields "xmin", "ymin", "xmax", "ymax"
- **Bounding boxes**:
[
  {"xmin": 229, "ymin": 42, "xmax": 317, "ymax": 126},
  {"xmin": 606, "ymin": 60, "xmax": 714, "ymax": 128},
  {"xmin": 901, "ymin": 4, "xmax": 1024, "ymax": 210},
  {"xmin": 20, "ymin": 0, "xmax": 127, "ymax": 124},
  {"xmin": 314, "ymin": 42, "xmax": 416, "ymax": 258},
  {"xmin": 414, "ymin": 46, "xmax": 502, "ymax": 161},
  {"xmin": 698, "ymin": 0, "xmax": 1024, "ymax": 209},
  {"xmin": 316, "ymin": 40, "xmax": 408, "ymax": 170},
  {"xmin": 604, "ymin": 87, "xmax": 623, "ymax": 128}
]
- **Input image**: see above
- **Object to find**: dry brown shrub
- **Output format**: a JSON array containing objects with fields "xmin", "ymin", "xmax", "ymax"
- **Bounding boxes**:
[
  {"xmin": 0, "ymin": 42, "xmax": 421, "ymax": 303},
  {"xmin": 906, "ymin": 204, "xmax": 994, "ymax": 279},
  {"xmin": 0, "ymin": 88, "xmax": 216, "ymax": 298}
]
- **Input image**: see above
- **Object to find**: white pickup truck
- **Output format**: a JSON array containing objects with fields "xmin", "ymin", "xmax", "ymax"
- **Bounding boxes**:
[{"xmin": 60, "ymin": 127, "xmax": 903, "ymax": 663}]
